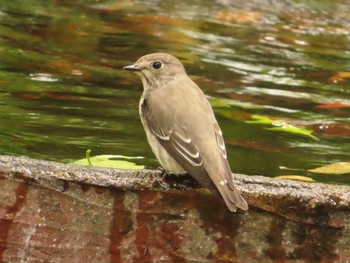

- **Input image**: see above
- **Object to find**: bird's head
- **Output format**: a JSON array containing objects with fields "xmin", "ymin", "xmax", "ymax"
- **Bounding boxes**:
[{"xmin": 123, "ymin": 53, "xmax": 186, "ymax": 90}]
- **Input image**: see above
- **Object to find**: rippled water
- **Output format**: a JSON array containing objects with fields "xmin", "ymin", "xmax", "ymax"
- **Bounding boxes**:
[{"xmin": 0, "ymin": 0, "xmax": 349, "ymax": 184}]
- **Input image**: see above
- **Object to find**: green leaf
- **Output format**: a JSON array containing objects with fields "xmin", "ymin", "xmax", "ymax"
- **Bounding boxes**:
[
  {"xmin": 246, "ymin": 115, "xmax": 319, "ymax": 141},
  {"xmin": 246, "ymin": 115, "xmax": 273, "ymax": 124},
  {"xmin": 267, "ymin": 124, "xmax": 319, "ymax": 141},
  {"xmin": 75, "ymin": 154, "xmax": 145, "ymax": 169},
  {"xmin": 308, "ymin": 162, "xmax": 350, "ymax": 175}
]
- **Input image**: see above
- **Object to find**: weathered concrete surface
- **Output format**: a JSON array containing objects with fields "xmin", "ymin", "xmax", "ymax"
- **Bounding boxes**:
[
  {"xmin": 0, "ymin": 155, "xmax": 349, "ymax": 228},
  {"xmin": 0, "ymin": 155, "xmax": 349, "ymax": 262}
]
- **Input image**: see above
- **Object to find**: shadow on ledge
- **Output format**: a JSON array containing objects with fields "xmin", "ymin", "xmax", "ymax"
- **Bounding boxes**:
[{"xmin": 0, "ymin": 155, "xmax": 349, "ymax": 262}]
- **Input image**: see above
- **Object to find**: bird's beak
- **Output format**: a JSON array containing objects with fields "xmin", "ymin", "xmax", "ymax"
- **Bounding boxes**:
[{"xmin": 123, "ymin": 64, "xmax": 142, "ymax": 72}]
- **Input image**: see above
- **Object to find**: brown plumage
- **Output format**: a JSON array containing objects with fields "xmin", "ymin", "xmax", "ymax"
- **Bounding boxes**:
[{"xmin": 123, "ymin": 53, "xmax": 248, "ymax": 212}]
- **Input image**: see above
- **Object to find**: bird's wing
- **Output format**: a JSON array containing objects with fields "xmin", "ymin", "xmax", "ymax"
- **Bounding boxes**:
[
  {"xmin": 141, "ymin": 84, "xmax": 248, "ymax": 212},
  {"xmin": 210, "ymin": 116, "xmax": 248, "ymax": 211},
  {"xmin": 141, "ymin": 96, "xmax": 221, "ymax": 197}
]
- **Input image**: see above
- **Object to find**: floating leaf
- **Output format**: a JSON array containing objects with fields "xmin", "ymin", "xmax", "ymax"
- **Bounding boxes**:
[
  {"xmin": 246, "ymin": 115, "xmax": 273, "ymax": 125},
  {"xmin": 247, "ymin": 115, "xmax": 319, "ymax": 141},
  {"xmin": 315, "ymin": 102, "xmax": 350, "ymax": 109},
  {"xmin": 308, "ymin": 162, "xmax": 350, "ymax": 175},
  {"xmin": 275, "ymin": 175, "xmax": 315, "ymax": 182},
  {"xmin": 329, "ymin": 71, "xmax": 350, "ymax": 83},
  {"xmin": 313, "ymin": 123, "xmax": 350, "ymax": 138},
  {"xmin": 267, "ymin": 124, "xmax": 319, "ymax": 141},
  {"xmin": 75, "ymin": 154, "xmax": 145, "ymax": 169}
]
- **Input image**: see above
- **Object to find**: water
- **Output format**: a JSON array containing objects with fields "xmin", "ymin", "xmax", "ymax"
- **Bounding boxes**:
[{"xmin": 0, "ymin": 0, "xmax": 350, "ymax": 184}]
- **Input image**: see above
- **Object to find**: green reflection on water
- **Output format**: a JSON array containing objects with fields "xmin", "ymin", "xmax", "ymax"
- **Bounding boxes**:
[{"xmin": 0, "ymin": 0, "xmax": 349, "ymax": 184}]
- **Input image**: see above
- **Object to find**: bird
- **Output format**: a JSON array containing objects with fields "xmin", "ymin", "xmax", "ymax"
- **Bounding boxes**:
[{"xmin": 123, "ymin": 53, "xmax": 248, "ymax": 212}]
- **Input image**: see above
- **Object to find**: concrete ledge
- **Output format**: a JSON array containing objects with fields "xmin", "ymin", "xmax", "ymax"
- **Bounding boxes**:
[
  {"xmin": 1, "ymin": 154, "xmax": 349, "ymax": 228},
  {"xmin": 1, "ymin": 155, "xmax": 350, "ymax": 262}
]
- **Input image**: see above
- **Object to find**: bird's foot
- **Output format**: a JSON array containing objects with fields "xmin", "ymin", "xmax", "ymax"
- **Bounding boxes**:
[
  {"xmin": 155, "ymin": 167, "xmax": 198, "ymax": 190},
  {"xmin": 156, "ymin": 166, "xmax": 180, "ymax": 178},
  {"xmin": 156, "ymin": 166, "xmax": 168, "ymax": 178}
]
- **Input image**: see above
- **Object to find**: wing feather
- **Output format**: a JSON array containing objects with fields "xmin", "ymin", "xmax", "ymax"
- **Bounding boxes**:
[{"xmin": 141, "ymin": 98, "xmax": 221, "ymax": 197}]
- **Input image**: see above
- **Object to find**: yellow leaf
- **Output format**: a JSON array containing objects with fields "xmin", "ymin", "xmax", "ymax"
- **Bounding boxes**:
[
  {"xmin": 329, "ymin": 71, "xmax": 350, "ymax": 83},
  {"xmin": 308, "ymin": 162, "xmax": 350, "ymax": 175},
  {"xmin": 275, "ymin": 175, "xmax": 315, "ymax": 182}
]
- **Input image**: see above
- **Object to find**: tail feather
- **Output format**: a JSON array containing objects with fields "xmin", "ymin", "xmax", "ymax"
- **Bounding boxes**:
[
  {"xmin": 222, "ymin": 185, "xmax": 248, "ymax": 212},
  {"xmin": 209, "ymin": 177, "xmax": 248, "ymax": 212}
]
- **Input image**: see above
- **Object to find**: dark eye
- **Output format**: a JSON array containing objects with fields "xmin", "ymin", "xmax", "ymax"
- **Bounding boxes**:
[{"xmin": 152, "ymin": 61, "xmax": 162, "ymax": 70}]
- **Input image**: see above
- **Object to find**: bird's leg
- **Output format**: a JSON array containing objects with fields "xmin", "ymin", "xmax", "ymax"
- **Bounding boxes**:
[
  {"xmin": 158, "ymin": 170, "xmax": 198, "ymax": 191},
  {"xmin": 156, "ymin": 166, "xmax": 179, "ymax": 179},
  {"xmin": 155, "ymin": 166, "xmax": 172, "ymax": 189},
  {"xmin": 156, "ymin": 166, "xmax": 168, "ymax": 178},
  {"xmin": 155, "ymin": 166, "xmax": 198, "ymax": 190}
]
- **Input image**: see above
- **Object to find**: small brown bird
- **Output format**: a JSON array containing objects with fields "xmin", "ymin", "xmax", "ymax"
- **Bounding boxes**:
[{"xmin": 123, "ymin": 53, "xmax": 248, "ymax": 212}]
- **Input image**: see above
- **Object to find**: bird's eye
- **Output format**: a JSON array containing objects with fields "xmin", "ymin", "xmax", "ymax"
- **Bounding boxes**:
[{"xmin": 152, "ymin": 61, "xmax": 162, "ymax": 70}]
